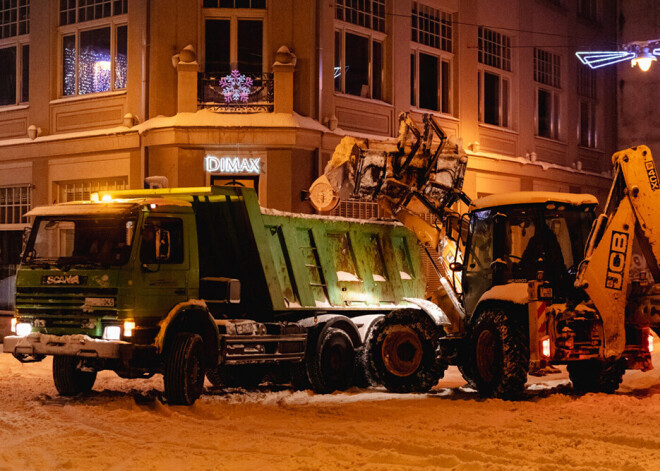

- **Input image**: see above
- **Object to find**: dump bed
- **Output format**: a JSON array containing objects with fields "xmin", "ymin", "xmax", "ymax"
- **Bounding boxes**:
[{"xmin": 189, "ymin": 187, "xmax": 425, "ymax": 319}]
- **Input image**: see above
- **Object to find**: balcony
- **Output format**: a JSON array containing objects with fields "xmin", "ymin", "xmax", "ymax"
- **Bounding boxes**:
[{"xmin": 198, "ymin": 71, "xmax": 275, "ymax": 113}]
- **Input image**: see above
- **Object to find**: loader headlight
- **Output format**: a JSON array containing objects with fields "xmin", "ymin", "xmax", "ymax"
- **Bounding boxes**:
[
  {"xmin": 103, "ymin": 325, "xmax": 121, "ymax": 341},
  {"xmin": 10, "ymin": 317, "xmax": 16, "ymax": 333},
  {"xmin": 123, "ymin": 321, "xmax": 135, "ymax": 337},
  {"xmin": 15, "ymin": 322, "xmax": 32, "ymax": 337},
  {"xmin": 541, "ymin": 337, "xmax": 551, "ymax": 358},
  {"xmin": 648, "ymin": 334, "xmax": 654, "ymax": 353}
]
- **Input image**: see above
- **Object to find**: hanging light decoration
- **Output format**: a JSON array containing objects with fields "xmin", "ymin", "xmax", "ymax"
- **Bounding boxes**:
[{"xmin": 576, "ymin": 39, "xmax": 660, "ymax": 71}]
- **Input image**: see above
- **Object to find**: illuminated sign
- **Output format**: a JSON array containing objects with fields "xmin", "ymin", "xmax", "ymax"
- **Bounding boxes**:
[{"xmin": 204, "ymin": 156, "xmax": 261, "ymax": 174}]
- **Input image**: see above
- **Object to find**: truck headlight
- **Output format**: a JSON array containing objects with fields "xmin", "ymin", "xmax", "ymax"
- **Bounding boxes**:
[
  {"xmin": 123, "ymin": 321, "xmax": 135, "ymax": 337},
  {"xmin": 103, "ymin": 325, "xmax": 121, "ymax": 340},
  {"xmin": 15, "ymin": 323, "xmax": 32, "ymax": 337},
  {"xmin": 10, "ymin": 317, "xmax": 16, "ymax": 333}
]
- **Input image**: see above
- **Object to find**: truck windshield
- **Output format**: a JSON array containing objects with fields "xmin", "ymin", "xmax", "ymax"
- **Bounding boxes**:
[{"xmin": 23, "ymin": 216, "xmax": 137, "ymax": 267}]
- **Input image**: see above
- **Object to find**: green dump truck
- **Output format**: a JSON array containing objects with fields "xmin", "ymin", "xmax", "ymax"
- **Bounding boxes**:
[{"xmin": 3, "ymin": 186, "xmax": 428, "ymax": 404}]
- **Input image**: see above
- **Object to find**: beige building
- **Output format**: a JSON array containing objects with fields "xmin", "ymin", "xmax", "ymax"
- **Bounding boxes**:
[{"xmin": 0, "ymin": 0, "xmax": 617, "ymax": 308}]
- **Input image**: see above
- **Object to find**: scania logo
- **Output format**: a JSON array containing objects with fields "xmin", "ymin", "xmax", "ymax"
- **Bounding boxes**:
[{"xmin": 41, "ymin": 275, "xmax": 87, "ymax": 285}]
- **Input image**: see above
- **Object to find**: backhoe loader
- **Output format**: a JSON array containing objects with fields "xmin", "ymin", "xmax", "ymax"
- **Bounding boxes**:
[{"xmin": 309, "ymin": 113, "xmax": 658, "ymax": 397}]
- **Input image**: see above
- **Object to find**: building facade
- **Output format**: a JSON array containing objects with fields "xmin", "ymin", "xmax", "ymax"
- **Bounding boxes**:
[{"xmin": 0, "ymin": 0, "xmax": 617, "ymax": 308}]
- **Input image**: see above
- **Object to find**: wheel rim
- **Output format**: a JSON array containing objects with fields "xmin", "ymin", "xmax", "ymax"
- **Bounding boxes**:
[
  {"xmin": 381, "ymin": 326, "xmax": 423, "ymax": 377},
  {"xmin": 476, "ymin": 329, "xmax": 498, "ymax": 383},
  {"xmin": 187, "ymin": 346, "xmax": 204, "ymax": 395},
  {"xmin": 323, "ymin": 343, "xmax": 348, "ymax": 382}
]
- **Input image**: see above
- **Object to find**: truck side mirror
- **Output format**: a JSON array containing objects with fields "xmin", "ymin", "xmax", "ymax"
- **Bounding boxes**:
[{"xmin": 156, "ymin": 229, "xmax": 171, "ymax": 261}]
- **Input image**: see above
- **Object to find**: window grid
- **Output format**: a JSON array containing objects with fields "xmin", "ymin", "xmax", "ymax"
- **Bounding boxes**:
[
  {"xmin": 478, "ymin": 27, "xmax": 511, "ymax": 72},
  {"xmin": 412, "ymin": 3, "xmax": 452, "ymax": 53},
  {"xmin": 578, "ymin": 65, "xmax": 596, "ymax": 99},
  {"xmin": 335, "ymin": 0, "xmax": 385, "ymax": 33},
  {"xmin": 58, "ymin": 177, "xmax": 128, "ymax": 203},
  {"xmin": 60, "ymin": 0, "xmax": 127, "ymax": 26},
  {"xmin": 0, "ymin": 185, "xmax": 31, "ymax": 225},
  {"xmin": 534, "ymin": 48, "xmax": 561, "ymax": 88},
  {"xmin": 1, "ymin": 0, "xmax": 29, "ymax": 39},
  {"xmin": 202, "ymin": 0, "xmax": 265, "ymax": 7}
]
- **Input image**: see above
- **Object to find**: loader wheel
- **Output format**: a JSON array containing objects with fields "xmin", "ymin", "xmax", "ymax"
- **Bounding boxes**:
[
  {"xmin": 164, "ymin": 333, "xmax": 205, "ymax": 405},
  {"xmin": 52, "ymin": 356, "xmax": 97, "ymax": 396},
  {"xmin": 567, "ymin": 359, "xmax": 625, "ymax": 394},
  {"xmin": 367, "ymin": 309, "xmax": 446, "ymax": 393},
  {"xmin": 308, "ymin": 327, "xmax": 356, "ymax": 394},
  {"xmin": 206, "ymin": 365, "xmax": 264, "ymax": 389},
  {"xmin": 469, "ymin": 309, "xmax": 529, "ymax": 399}
]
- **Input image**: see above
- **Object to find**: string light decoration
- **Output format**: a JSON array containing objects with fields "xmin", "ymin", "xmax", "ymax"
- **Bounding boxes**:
[
  {"xmin": 576, "ymin": 39, "xmax": 660, "ymax": 71},
  {"xmin": 219, "ymin": 70, "xmax": 253, "ymax": 103},
  {"xmin": 62, "ymin": 43, "xmax": 127, "ymax": 95}
]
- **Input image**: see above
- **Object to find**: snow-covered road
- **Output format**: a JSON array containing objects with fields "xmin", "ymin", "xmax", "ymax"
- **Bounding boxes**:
[{"xmin": 2, "ymin": 345, "xmax": 660, "ymax": 471}]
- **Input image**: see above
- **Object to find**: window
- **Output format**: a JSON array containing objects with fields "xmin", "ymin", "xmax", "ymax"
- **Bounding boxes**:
[
  {"xmin": 478, "ymin": 27, "xmax": 511, "ymax": 128},
  {"xmin": 59, "ymin": 0, "xmax": 127, "ymax": 96},
  {"xmin": 203, "ymin": 12, "xmax": 264, "ymax": 74},
  {"xmin": 578, "ymin": 0, "xmax": 598, "ymax": 22},
  {"xmin": 57, "ymin": 176, "xmax": 128, "ymax": 203},
  {"xmin": 411, "ymin": 3, "xmax": 453, "ymax": 114},
  {"xmin": 534, "ymin": 48, "xmax": 561, "ymax": 140},
  {"xmin": 0, "ymin": 185, "xmax": 31, "ymax": 226},
  {"xmin": 0, "ymin": 0, "xmax": 29, "ymax": 106},
  {"xmin": 335, "ymin": 0, "xmax": 385, "ymax": 33},
  {"xmin": 578, "ymin": 66, "xmax": 597, "ymax": 148},
  {"xmin": 334, "ymin": 1, "xmax": 385, "ymax": 100}
]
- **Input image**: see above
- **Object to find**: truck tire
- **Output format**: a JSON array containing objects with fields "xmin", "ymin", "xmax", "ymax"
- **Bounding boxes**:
[
  {"xmin": 469, "ymin": 309, "xmax": 529, "ymax": 399},
  {"xmin": 52, "ymin": 355, "xmax": 97, "ymax": 396},
  {"xmin": 353, "ymin": 318, "xmax": 381, "ymax": 388},
  {"xmin": 206, "ymin": 365, "xmax": 264, "ymax": 389},
  {"xmin": 367, "ymin": 309, "xmax": 446, "ymax": 393},
  {"xmin": 308, "ymin": 327, "xmax": 355, "ymax": 394},
  {"xmin": 164, "ymin": 333, "xmax": 205, "ymax": 405},
  {"xmin": 567, "ymin": 359, "xmax": 625, "ymax": 394}
]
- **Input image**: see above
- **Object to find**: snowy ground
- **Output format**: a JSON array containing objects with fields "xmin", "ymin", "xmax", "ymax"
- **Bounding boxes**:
[{"xmin": 2, "ymin": 345, "xmax": 660, "ymax": 471}]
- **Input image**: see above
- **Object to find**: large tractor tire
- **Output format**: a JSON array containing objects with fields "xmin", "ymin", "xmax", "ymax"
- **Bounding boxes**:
[
  {"xmin": 52, "ymin": 355, "xmax": 97, "ymax": 396},
  {"xmin": 307, "ymin": 327, "xmax": 356, "ymax": 394},
  {"xmin": 367, "ymin": 309, "xmax": 446, "ymax": 393},
  {"xmin": 206, "ymin": 365, "xmax": 265, "ymax": 389},
  {"xmin": 469, "ymin": 309, "xmax": 529, "ymax": 399},
  {"xmin": 164, "ymin": 333, "xmax": 206, "ymax": 405},
  {"xmin": 567, "ymin": 359, "xmax": 625, "ymax": 394}
]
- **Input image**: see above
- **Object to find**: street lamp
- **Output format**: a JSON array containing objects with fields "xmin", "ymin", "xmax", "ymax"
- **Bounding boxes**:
[{"xmin": 576, "ymin": 39, "xmax": 660, "ymax": 71}]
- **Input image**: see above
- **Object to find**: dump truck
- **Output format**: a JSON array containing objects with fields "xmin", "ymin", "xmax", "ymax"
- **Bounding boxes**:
[
  {"xmin": 310, "ymin": 113, "xmax": 660, "ymax": 397},
  {"xmin": 3, "ymin": 186, "xmax": 428, "ymax": 404}
]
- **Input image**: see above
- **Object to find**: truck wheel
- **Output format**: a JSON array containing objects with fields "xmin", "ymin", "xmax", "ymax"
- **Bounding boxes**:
[
  {"xmin": 164, "ymin": 333, "xmax": 205, "ymax": 405},
  {"xmin": 52, "ymin": 356, "xmax": 97, "ymax": 396},
  {"xmin": 353, "ymin": 319, "xmax": 381, "ymax": 388},
  {"xmin": 469, "ymin": 309, "xmax": 529, "ymax": 399},
  {"xmin": 567, "ymin": 359, "xmax": 625, "ymax": 394},
  {"xmin": 367, "ymin": 309, "xmax": 446, "ymax": 393},
  {"xmin": 206, "ymin": 365, "xmax": 264, "ymax": 389},
  {"xmin": 308, "ymin": 327, "xmax": 355, "ymax": 393}
]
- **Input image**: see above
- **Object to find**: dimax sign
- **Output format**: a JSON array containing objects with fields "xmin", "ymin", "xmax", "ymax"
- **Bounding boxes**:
[{"xmin": 204, "ymin": 156, "xmax": 261, "ymax": 174}]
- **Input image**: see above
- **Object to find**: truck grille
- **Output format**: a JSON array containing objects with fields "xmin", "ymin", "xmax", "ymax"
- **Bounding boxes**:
[{"xmin": 15, "ymin": 287, "xmax": 118, "ymax": 317}]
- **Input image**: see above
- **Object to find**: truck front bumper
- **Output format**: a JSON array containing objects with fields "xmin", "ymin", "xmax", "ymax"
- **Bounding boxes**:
[{"xmin": 3, "ymin": 333, "xmax": 133, "ymax": 360}]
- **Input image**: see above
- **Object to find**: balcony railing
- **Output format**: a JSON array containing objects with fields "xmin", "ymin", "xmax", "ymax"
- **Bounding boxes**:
[{"xmin": 198, "ymin": 71, "xmax": 274, "ymax": 113}]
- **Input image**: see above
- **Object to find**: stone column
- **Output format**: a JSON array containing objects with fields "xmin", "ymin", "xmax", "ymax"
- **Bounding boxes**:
[
  {"xmin": 272, "ymin": 46, "xmax": 297, "ymax": 114},
  {"xmin": 174, "ymin": 45, "xmax": 199, "ymax": 113}
]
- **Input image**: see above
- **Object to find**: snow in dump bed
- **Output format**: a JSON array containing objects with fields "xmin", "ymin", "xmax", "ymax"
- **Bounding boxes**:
[
  {"xmin": 261, "ymin": 206, "xmax": 401, "ymax": 226},
  {"xmin": 471, "ymin": 191, "xmax": 598, "ymax": 210},
  {"xmin": 4, "ymin": 343, "xmax": 660, "ymax": 470}
]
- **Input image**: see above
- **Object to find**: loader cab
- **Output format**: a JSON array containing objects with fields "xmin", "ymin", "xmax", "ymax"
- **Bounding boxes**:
[{"xmin": 461, "ymin": 192, "xmax": 598, "ymax": 315}]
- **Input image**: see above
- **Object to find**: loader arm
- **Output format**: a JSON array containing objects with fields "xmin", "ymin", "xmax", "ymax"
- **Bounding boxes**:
[
  {"xmin": 576, "ymin": 146, "xmax": 660, "ymax": 357},
  {"xmin": 309, "ymin": 113, "xmax": 470, "ymax": 249}
]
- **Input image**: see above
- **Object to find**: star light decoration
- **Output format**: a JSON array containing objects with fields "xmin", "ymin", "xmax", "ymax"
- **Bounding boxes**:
[
  {"xmin": 576, "ymin": 39, "xmax": 660, "ymax": 71},
  {"xmin": 219, "ymin": 70, "xmax": 254, "ymax": 103}
]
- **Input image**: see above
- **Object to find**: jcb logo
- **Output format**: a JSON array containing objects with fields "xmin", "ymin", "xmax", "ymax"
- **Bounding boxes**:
[
  {"xmin": 605, "ymin": 231, "xmax": 628, "ymax": 290},
  {"xmin": 646, "ymin": 160, "xmax": 659, "ymax": 191}
]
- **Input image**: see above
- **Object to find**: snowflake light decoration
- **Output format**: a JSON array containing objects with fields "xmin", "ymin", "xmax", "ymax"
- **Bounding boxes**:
[{"xmin": 219, "ymin": 70, "xmax": 253, "ymax": 103}]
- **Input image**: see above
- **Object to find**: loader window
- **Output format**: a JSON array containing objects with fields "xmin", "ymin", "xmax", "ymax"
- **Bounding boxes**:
[{"xmin": 464, "ymin": 212, "xmax": 493, "ymax": 314}]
